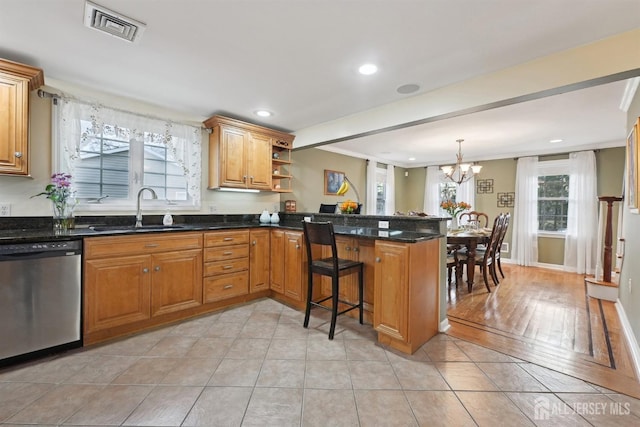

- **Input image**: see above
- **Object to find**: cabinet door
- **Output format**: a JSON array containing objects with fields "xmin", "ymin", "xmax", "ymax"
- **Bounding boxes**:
[
  {"xmin": 356, "ymin": 239, "xmax": 375, "ymax": 314},
  {"xmin": 373, "ymin": 241, "xmax": 409, "ymax": 342},
  {"xmin": 84, "ymin": 255, "xmax": 151, "ymax": 334},
  {"xmin": 247, "ymin": 132, "xmax": 272, "ymax": 190},
  {"xmin": 250, "ymin": 228, "xmax": 271, "ymax": 293},
  {"xmin": 151, "ymin": 249, "xmax": 203, "ymax": 317},
  {"xmin": 219, "ymin": 125, "xmax": 248, "ymax": 188},
  {"xmin": 0, "ymin": 74, "xmax": 29, "ymax": 175},
  {"xmin": 270, "ymin": 229, "xmax": 285, "ymax": 293},
  {"xmin": 321, "ymin": 236, "xmax": 356, "ymax": 303},
  {"xmin": 284, "ymin": 231, "xmax": 304, "ymax": 301}
]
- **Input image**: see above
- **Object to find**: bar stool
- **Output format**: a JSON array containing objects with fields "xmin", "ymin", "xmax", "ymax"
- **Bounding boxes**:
[{"xmin": 301, "ymin": 220, "xmax": 364, "ymax": 339}]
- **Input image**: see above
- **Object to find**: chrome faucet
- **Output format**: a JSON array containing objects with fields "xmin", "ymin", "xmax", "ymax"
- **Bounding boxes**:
[{"xmin": 135, "ymin": 187, "xmax": 158, "ymax": 227}]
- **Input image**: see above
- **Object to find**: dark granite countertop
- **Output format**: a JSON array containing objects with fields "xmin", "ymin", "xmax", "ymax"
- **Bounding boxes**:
[{"xmin": 0, "ymin": 215, "xmax": 442, "ymax": 244}]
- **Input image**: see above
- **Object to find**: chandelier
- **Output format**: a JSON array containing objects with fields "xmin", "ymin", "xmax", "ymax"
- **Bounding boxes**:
[{"xmin": 440, "ymin": 139, "xmax": 482, "ymax": 184}]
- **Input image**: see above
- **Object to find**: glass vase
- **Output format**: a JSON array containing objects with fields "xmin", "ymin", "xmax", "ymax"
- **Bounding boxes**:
[
  {"xmin": 52, "ymin": 203, "xmax": 75, "ymax": 234},
  {"xmin": 449, "ymin": 215, "xmax": 459, "ymax": 231}
]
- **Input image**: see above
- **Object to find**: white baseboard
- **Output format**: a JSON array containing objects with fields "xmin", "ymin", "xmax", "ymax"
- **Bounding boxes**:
[
  {"xmin": 439, "ymin": 318, "xmax": 451, "ymax": 333},
  {"xmin": 535, "ymin": 262, "xmax": 566, "ymax": 271},
  {"xmin": 615, "ymin": 300, "xmax": 640, "ymax": 380}
]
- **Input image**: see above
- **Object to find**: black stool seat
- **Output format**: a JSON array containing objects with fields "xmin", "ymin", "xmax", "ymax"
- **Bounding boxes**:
[{"xmin": 302, "ymin": 220, "xmax": 364, "ymax": 339}]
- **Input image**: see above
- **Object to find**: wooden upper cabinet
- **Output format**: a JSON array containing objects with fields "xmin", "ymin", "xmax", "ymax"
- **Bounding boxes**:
[
  {"xmin": 204, "ymin": 115, "xmax": 294, "ymax": 192},
  {"xmin": 0, "ymin": 58, "xmax": 44, "ymax": 176}
]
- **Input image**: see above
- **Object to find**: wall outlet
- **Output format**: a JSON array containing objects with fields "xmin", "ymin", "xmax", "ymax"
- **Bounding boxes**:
[
  {"xmin": 304, "ymin": 216, "xmax": 311, "ymax": 222},
  {"xmin": 0, "ymin": 203, "xmax": 10, "ymax": 217},
  {"xmin": 501, "ymin": 242, "xmax": 509, "ymax": 253},
  {"xmin": 208, "ymin": 204, "xmax": 217, "ymax": 213},
  {"xmin": 378, "ymin": 220, "xmax": 389, "ymax": 229}
]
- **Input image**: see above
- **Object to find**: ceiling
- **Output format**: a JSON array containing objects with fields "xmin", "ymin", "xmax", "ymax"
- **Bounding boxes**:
[{"xmin": 1, "ymin": 0, "xmax": 639, "ymax": 167}]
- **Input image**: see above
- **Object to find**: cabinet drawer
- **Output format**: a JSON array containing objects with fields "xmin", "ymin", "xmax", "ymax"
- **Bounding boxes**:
[
  {"xmin": 204, "ymin": 258, "xmax": 249, "ymax": 276},
  {"xmin": 204, "ymin": 245, "xmax": 249, "ymax": 262},
  {"xmin": 205, "ymin": 230, "xmax": 250, "ymax": 247},
  {"xmin": 204, "ymin": 271, "xmax": 249, "ymax": 303},
  {"xmin": 85, "ymin": 232, "xmax": 203, "ymax": 259}
]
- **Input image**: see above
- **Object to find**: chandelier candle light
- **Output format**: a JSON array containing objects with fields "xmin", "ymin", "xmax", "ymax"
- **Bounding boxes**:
[{"xmin": 441, "ymin": 139, "xmax": 482, "ymax": 184}]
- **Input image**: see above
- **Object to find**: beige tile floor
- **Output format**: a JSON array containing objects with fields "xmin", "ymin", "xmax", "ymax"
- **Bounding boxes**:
[{"xmin": 1, "ymin": 298, "xmax": 639, "ymax": 426}]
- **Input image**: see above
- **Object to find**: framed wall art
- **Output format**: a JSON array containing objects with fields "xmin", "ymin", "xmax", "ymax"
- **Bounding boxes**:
[
  {"xmin": 476, "ymin": 179, "xmax": 494, "ymax": 194},
  {"xmin": 626, "ymin": 119, "xmax": 638, "ymax": 212},
  {"xmin": 497, "ymin": 192, "xmax": 515, "ymax": 208},
  {"xmin": 324, "ymin": 169, "xmax": 345, "ymax": 195}
]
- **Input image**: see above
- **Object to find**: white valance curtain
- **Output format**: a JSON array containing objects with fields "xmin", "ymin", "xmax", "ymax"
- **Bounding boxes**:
[
  {"xmin": 365, "ymin": 160, "xmax": 377, "ymax": 215},
  {"xmin": 512, "ymin": 156, "xmax": 539, "ymax": 266},
  {"xmin": 564, "ymin": 151, "xmax": 598, "ymax": 274},
  {"xmin": 54, "ymin": 96, "xmax": 202, "ymax": 205},
  {"xmin": 423, "ymin": 166, "xmax": 441, "ymax": 215},
  {"xmin": 385, "ymin": 165, "xmax": 396, "ymax": 215}
]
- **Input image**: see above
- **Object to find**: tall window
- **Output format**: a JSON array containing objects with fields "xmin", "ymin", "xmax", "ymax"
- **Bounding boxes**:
[
  {"xmin": 376, "ymin": 167, "xmax": 387, "ymax": 215},
  {"xmin": 537, "ymin": 159, "xmax": 570, "ymax": 233},
  {"xmin": 55, "ymin": 98, "xmax": 202, "ymax": 211}
]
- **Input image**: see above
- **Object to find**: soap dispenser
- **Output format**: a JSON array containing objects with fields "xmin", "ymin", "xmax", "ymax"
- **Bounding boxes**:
[{"xmin": 163, "ymin": 211, "xmax": 173, "ymax": 226}]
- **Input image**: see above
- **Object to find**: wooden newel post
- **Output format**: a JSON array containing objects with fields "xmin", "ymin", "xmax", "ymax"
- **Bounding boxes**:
[{"xmin": 599, "ymin": 196, "xmax": 623, "ymax": 283}]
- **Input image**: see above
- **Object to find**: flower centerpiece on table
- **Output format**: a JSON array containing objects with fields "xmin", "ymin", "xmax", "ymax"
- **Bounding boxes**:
[
  {"xmin": 440, "ymin": 200, "xmax": 471, "ymax": 218},
  {"xmin": 32, "ymin": 173, "xmax": 76, "ymax": 231},
  {"xmin": 340, "ymin": 200, "xmax": 358, "ymax": 214}
]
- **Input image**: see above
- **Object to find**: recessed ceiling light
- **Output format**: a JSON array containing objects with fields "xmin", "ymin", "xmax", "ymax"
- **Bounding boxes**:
[
  {"xmin": 549, "ymin": 139, "xmax": 563, "ymax": 143},
  {"xmin": 358, "ymin": 63, "xmax": 378, "ymax": 75},
  {"xmin": 255, "ymin": 110, "xmax": 272, "ymax": 117},
  {"xmin": 397, "ymin": 84, "xmax": 420, "ymax": 94},
  {"xmin": 408, "ymin": 157, "xmax": 416, "ymax": 161}
]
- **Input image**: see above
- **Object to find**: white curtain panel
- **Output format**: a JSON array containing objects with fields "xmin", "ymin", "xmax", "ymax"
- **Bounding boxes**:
[
  {"xmin": 564, "ymin": 151, "xmax": 598, "ymax": 274},
  {"xmin": 385, "ymin": 165, "xmax": 396, "ymax": 215},
  {"xmin": 55, "ymin": 96, "xmax": 202, "ymax": 205},
  {"xmin": 423, "ymin": 166, "xmax": 441, "ymax": 215},
  {"xmin": 512, "ymin": 156, "xmax": 539, "ymax": 266},
  {"xmin": 456, "ymin": 176, "xmax": 476, "ymax": 226},
  {"xmin": 365, "ymin": 160, "xmax": 377, "ymax": 214}
]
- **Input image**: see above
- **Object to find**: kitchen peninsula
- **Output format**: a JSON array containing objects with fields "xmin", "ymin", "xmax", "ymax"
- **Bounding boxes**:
[{"xmin": 0, "ymin": 212, "xmax": 447, "ymax": 356}]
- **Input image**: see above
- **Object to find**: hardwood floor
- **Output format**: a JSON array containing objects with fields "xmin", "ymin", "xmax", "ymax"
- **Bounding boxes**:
[{"xmin": 446, "ymin": 264, "xmax": 640, "ymax": 398}]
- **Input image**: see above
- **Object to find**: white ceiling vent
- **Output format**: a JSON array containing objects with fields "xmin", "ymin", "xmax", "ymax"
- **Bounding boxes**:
[{"xmin": 84, "ymin": 1, "xmax": 146, "ymax": 43}]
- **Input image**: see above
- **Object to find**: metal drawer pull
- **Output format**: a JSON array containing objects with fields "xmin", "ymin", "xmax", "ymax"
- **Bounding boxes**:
[
  {"xmin": 376, "ymin": 257, "xmax": 381, "ymax": 263},
  {"xmin": 223, "ymin": 265, "xmax": 233, "ymax": 269},
  {"xmin": 154, "ymin": 266, "xmax": 160, "ymax": 272},
  {"xmin": 223, "ymin": 237, "xmax": 233, "ymax": 241},
  {"xmin": 223, "ymin": 284, "xmax": 233, "ymax": 290},
  {"xmin": 252, "ymin": 240, "xmax": 256, "ymax": 245},
  {"xmin": 143, "ymin": 268, "xmax": 149, "ymax": 273},
  {"xmin": 145, "ymin": 244, "xmax": 159, "ymax": 248},
  {"xmin": 223, "ymin": 251, "xmax": 233, "ymax": 255},
  {"xmin": 14, "ymin": 152, "xmax": 23, "ymax": 158}
]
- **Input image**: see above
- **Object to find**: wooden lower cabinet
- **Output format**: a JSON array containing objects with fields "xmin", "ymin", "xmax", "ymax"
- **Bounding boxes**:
[
  {"xmin": 270, "ymin": 229, "xmax": 305, "ymax": 304},
  {"xmin": 151, "ymin": 249, "xmax": 203, "ymax": 316},
  {"xmin": 203, "ymin": 230, "xmax": 250, "ymax": 303},
  {"xmin": 373, "ymin": 238, "xmax": 440, "ymax": 354},
  {"xmin": 85, "ymin": 255, "xmax": 152, "ymax": 333},
  {"xmin": 83, "ymin": 233, "xmax": 203, "ymax": 343},
  {"xmin": 249, "ymin": 228, "xmax": 270, "ymax": 293}
]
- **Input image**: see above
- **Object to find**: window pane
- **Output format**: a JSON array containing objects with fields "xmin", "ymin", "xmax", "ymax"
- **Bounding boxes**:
[{"xmin": 537, "ymin": 174, "xmax": 569, "ymax": 232}]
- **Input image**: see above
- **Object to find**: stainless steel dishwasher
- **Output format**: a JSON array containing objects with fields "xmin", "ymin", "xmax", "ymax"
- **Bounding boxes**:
[{"xmin": 0, "ymin": 239, "xmax": 82, "ymax": 366}]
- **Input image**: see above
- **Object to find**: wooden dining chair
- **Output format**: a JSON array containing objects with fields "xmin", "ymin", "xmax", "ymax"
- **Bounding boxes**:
[
  {"xmin": 459, "ymin": 211, "xmax": 489, "ymax": 228},
  {"xmin": 457, "ymin": 213, "xmax": 504, "ymax": 292},
  {"xmin": 446, "ymin": 244, "xmax": 462, "ymax": 292},
  {"xmin": 494, "ymin": 212, "xmax": 510, "ymax": 279}
]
